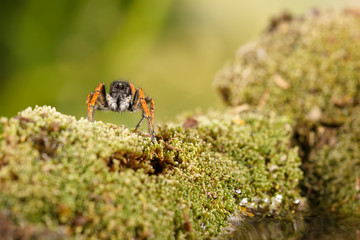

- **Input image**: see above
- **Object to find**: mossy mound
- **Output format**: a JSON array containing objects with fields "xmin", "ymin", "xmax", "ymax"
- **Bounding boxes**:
[
  {"xmin": 0, "ymin": 106, "xmax": 302, "ymax": 239},
  {"xmin": 214, "ymin": 9, "xmax": 360, "ymax": 219}
]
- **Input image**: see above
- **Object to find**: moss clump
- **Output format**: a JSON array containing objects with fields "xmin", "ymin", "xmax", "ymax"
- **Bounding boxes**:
[
  {"xmin": 214, "ymin": 9, "xmax": 360, "ymax": 219},
  {"xmin": 0, "ymin": 106, "xmax": 302, "ymax": 239}
]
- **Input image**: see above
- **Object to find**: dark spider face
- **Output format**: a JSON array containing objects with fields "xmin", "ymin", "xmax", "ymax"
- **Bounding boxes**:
[
  {"xmin": 108, "ymin": 81, "xmax": 133, "ymax": 112},
  {"xmin": 109, "ymin": 81, "xmax": 132, "ymax": 98}
]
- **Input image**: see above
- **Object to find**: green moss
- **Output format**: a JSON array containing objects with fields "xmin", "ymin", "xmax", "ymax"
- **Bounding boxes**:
[
  {"xmin": 214, "ymin": 9, "xmax": 360, "ymax": 219},
  {"xmin": 305, "ymin": 108, "xmax": 360, "ymax": 218},
  {"xmin": 0, "ymin": 106, "xmax": 302, "ymax": 239}
]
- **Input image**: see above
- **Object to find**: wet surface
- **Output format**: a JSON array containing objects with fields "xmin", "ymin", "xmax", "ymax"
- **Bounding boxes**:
[{"xmin": 229, "ymin": 214, "xmax": 360, "ymax": 240}]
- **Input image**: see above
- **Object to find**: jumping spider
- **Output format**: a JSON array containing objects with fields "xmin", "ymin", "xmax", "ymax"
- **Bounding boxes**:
[{"xmin": 86, "ymin": 80, "xmax": 155, "ymax": 143}]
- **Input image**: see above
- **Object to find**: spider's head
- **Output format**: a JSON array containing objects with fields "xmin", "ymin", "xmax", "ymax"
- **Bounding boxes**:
[{"xmin": 109, "ymin": 80, "xmax": 132, "ymax": 112}]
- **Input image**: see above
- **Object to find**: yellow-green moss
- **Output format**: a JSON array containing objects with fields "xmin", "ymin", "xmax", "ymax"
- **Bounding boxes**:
[
  {"xmin": 0, "ymin": 106, "xmax": 302, "ymax": 239},
  {"xmin": 214, "ymin": 9, "xmax": 360, "ymax": 219}
]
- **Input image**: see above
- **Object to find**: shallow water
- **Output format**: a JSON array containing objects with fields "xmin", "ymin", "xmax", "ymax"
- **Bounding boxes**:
[{"xmin": 229, "ymin": 215, "xmax": 359, "ymax": 240}]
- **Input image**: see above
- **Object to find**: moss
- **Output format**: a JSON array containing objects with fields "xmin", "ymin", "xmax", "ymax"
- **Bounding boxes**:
[
  {"xmin": 0, "ymin": 106, "xmax": 302, "ymax": 239},
  {"xmin": 305, "ymin": 108, "xmax": 360, "ymax": 218},
  {"xmin": 214, "ymin": 9, "xmax": 360, "ymax": 219}
]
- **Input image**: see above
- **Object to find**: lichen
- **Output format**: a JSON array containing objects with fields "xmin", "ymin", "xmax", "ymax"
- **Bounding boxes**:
[
  {"xmin": 0, "ymin": 106, "xmax": 302, "ymax": 239},
  {"xmin": 214, "ymin": 9, "xmax": 360, "ymax": 219}
]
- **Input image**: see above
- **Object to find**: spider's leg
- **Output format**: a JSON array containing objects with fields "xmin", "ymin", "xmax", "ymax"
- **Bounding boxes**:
[
  {"xmin": 86, "ymin": 83, "xmax": 107, "ymax": 122},
  {"xmin": 130, "ymin": 88, "xmax": 144, "ymax": 127},
  {"xmin": 127, "ymin": 87, "xmax": 144, "ymax": 129},
  {"xmin": 129, "ymin": 82, "xmax": 136, "ymax": 95},
  {"xmin": 139, "ymin": 90, "xmax": 155, "ymax": 143},
  {"xmin": 128, "ymin": 85, "xmax": 156, "ymax": 143},
  {"xmin": 147, "ymin": 99, "xmax": 155, "ymax": 143},
  {"xmin": 128, "ymin": 83, "xmax": 140, "ymax": 112},
  {"xmin": 135, "ymin": 114, "xmax": 146, "ymax": 131},
  {"xmin": 86, "ymin": 92, "xmax": 95, "ymax": 122},
  {"xmin": 146, "ymin": 96, "xmax": 155, "ymax": 128}
]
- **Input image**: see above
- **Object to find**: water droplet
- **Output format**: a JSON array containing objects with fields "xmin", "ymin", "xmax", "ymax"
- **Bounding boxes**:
[
  {"xmin": 275, "ymin": 194, "xmax": 283, "ymax": 203},
  {"xmin": 241, "ymin": 198, "xmax": 248, "ymax": 205}
]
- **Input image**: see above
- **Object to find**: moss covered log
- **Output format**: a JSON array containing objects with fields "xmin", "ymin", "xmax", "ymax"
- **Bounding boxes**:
[
  {"xmin": 214, "ymin": 9, "xmax": 360, "ymax": 219},
  {"xmin": 0, "ymin": 106, "xmax": 302, "ymax": 239}
]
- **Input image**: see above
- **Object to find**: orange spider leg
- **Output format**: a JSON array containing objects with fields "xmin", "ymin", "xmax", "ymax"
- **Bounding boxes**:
[
  {"xmin": 129, "ymin": 83, "xmax": 136, "ymax": 95},
  {"xmin": 86, "ymin": 92, "xmax": 94, "ymax": 120},
  {"xmin": 86, "ymin": 83, "xmax": 106, "ymax": 122},
  {"xmin": 129, "ymin": 83, "xmax": 154, "ymax": 127},
  {"xmin": 132, "ymin": 88, "xmax": 155, "ymax": 143},
  {"xmin": 149, "ymin": 98, "xmax": 155, "ymax": 127},
  {"xmin": 139, "ymin": 89, "xmax": 151, "ymax": 119}
]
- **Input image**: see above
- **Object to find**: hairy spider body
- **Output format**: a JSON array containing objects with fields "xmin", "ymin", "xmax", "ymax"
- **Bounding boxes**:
[{"xmin": 86, "ymin": 80, "xmax": 155, "ymax": 143}]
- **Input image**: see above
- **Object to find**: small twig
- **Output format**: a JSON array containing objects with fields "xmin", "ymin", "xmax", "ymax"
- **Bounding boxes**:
[
  {"xmin": 202, "ymin": 181, "xmax": 208, "ymax": 196},
  {"xmin": 134, "ymin": 130, "xmax": 151, "ymax": 137},
  {"xmin": 202, "ymin": 181, "xmax": 218, "ymax": 199},
  {"xmin": 168, "ymin": 133, "xmax": 182, "ymax": 143},
  {"xmin": 164, "ymin": 143, "xmax": 184, "ymax": 153},
  {"xmin": 229, "ymin": 104, "xmax": 250, "ymax": 114},
  {"xmin": 158, "ymin": 135, "xmax": 184, "ymax": 153}
]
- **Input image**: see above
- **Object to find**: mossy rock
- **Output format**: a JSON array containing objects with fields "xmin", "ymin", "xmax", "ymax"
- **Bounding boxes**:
[
  {"xmin": 214, "ymin": 9, "xmax": 360, "ymax": 219},
  {"xmin": 0, "ymin": 106, "xmax": 302, "ymax": 239}
]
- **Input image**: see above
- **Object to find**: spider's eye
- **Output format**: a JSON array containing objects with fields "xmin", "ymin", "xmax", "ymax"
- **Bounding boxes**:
[{"xmin": 118, "ymin": 84, "xmax": 125, "ymax": 90}]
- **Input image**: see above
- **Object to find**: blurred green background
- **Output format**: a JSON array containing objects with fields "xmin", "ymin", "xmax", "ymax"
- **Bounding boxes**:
[{"xmin": 0, "ymin": 0, "xmax": 358, "ymax": 128}]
